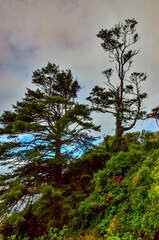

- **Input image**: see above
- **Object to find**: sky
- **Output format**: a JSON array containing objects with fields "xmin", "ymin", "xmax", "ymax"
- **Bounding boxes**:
[{"xmin": 0, "ymin": 0, "xmax": 159, "ymax": 138}]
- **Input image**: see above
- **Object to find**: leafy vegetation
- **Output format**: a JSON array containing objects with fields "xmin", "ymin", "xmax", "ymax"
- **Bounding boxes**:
[{"xmin": 0, "ymin": 132, "xmax": 159, "ymax": 239}]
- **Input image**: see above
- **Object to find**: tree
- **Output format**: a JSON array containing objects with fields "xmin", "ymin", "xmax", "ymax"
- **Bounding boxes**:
[
  {"xmin": 87, "ymin": 19, "xmax": 147, "ymax": 138},
  {"xmin": 0, "ymin": 63, "xmax": 100, "ymax": 235},
  {"xmin": 147, "ymin": 106, "xmax": 159, "ymax": 127}
]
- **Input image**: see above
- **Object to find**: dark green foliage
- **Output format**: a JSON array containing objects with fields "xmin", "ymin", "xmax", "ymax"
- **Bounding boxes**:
[
  {"xmin": 87, "ymin": 19, "xmax": 147, "ymax": 138},
  {"xmin": 0, "ymin": 63, "xmax": 100, "ymax": 238}
]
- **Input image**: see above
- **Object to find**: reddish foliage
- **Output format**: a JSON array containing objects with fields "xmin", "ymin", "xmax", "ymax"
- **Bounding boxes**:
[
  {"xmin": 106, "ymin": 192, "xmax": 112, "ymax": 201},
  {"xmin": 113, "ymin": 175, "xmax": 124, "ymax": 183}
]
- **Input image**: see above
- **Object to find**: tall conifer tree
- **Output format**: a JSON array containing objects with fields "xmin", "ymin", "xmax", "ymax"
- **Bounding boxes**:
[
  {"xmin": 0, "ymin": 63, "xmax": 100, "ymax": 235},
  {"xmin": 87, "ymin": 19, "xmax": 147, "ymax": 138}
]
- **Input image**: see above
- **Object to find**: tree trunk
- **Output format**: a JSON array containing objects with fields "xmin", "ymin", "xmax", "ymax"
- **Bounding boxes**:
[
  {"xmin": 114, "ymin": 116, "xmax": 128, "ymax": 152},
  {"xmin": 53, "ymin": 163, "xmax": 62, "ymax": 184},
  {"xmin": 115, "ymin": 116, "xmax": 123, "ymax": 138},
  {"xmin": 54, "ymin": 140, "xmax": 63, "ymax": 184}
]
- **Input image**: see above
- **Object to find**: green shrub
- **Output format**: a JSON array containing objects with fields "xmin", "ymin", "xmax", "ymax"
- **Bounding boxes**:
[{"xmin": 79, "ymin": 145, "xmax": 159, "ymax": 239}]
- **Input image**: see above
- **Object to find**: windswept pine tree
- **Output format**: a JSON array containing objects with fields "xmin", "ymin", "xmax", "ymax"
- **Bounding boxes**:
[
  {"xmin": 0, "ymin": 63, "xmax": 100, "ymax": 236},
  {"xmin": 87, "ymin": 19, "xmax": 147, "ymax": 139}
]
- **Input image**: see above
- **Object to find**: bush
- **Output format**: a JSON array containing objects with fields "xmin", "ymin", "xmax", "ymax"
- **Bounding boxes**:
[{"xmin": 79, "ymin": 146, "xmax": 159, "ymax": 239}]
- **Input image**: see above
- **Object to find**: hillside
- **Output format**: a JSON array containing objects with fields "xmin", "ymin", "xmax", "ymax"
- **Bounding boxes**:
[{"xmin": 0, "ymin": 131, "xmax": 159, "ymax": 239}]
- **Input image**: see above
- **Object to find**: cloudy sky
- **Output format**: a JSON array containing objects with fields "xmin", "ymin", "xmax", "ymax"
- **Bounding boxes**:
[{"xmin": 0, "ymin": 0, "xmax": 159, "ymax": 137}]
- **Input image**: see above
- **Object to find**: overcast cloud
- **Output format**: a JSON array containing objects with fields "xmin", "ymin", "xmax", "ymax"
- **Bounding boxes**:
[{"xmin": 0, "ymin": 0, "xmax": 159, "ymax": 136}]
